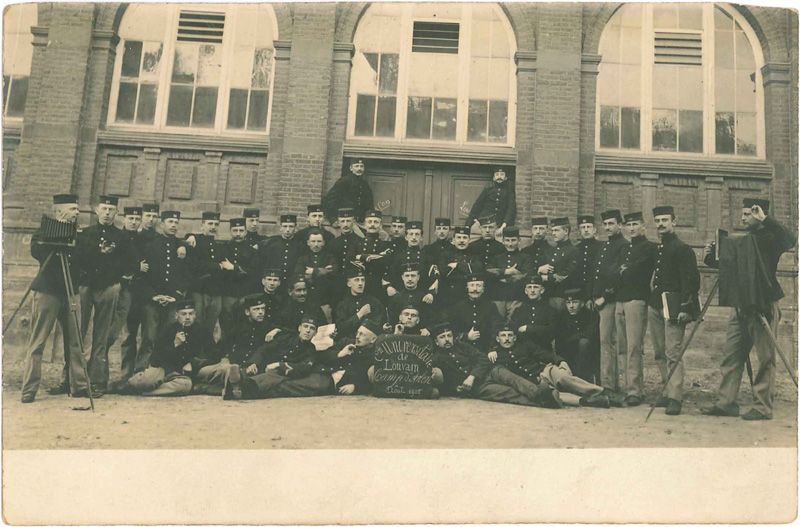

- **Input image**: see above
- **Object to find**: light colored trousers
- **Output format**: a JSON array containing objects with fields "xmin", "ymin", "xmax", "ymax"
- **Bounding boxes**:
[
  {"xmin": 598, "ymin": 301, "xmax": 626, "ymax": 390},
  {"xmin": 717, "ymin": 304, "xmax": 780, "ymax": 417},
  {"xmin": 538, "ymin": 363, "xmax": 604, "ymax": 398},
  {"xmin": 128, "ymin": 367, "xmax": 192, "ymax": 396},
  {"xmin": 22, "ymin": 292, "xmax": 88, "ymax": 398},
  {"xmin": 80, "ymin": 283, "xmax": 120, "ymax": 387},
  {"xmin": 615, "ymin": 299, "xmax": 648, "ymax": 398},
  {"xmin": 647, "ymin": 306, "xmax": 685, "ymax": 401}
]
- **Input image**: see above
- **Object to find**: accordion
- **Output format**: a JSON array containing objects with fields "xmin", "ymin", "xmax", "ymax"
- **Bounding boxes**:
[{"xmin": 37, "ymin": 214, "xmax": 78, "ymax": 246}]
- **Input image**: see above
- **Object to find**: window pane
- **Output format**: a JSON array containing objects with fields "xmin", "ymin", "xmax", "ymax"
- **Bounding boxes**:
[
  {"xmin": 599, "ymin": 106, "xmax": 620, "ymax": 148},
  {"xmin": 488, "ymin": 99, "xmax": 507, "ymax": 143},
  {"xmin": 172, "ymin": 44, "xmax": 197, "ymax": 84},
  {"xmin": 227, "ymin": 88, "xmax": 248, "ymax": 129},
  {"xmin": 470, "ymin": 57, "xmax": 490, "ymax": 100},
  {"xmin": 490, "ymin": 20, "xmax": 510, "ymax": 57},
  {"xmin": 736, "ymin": 70, "xmax": 757, "ymax": 112},
  {"xmin": 715, "ymin": 31, "xmax": 734, "ymax": 69},
  {"xmin": 736, "ymin": 112, "xmax": 757, "ymax": 156},
  {"xmin": 678, "ymin": 67, "xmax": 703, "ymax": 111},
  {"xmin": 432, "ymin": 98, "xmax": 457, "ymax": 140},
  {"xmin": 468, "ymin": 100, "xmax": 488, "ymax": 142},
  {"xmin": 715, "ymin": 112, "xmax": 735, "ymax": 154},
  {"xmin": 715, "ymin": 7, "xmax": 733, "ymax": 30},
  {"xmin": 375, "ymin": 96, "xmax": 396, "ymax": 137},
  {"xmin": 115, "ymin": 82, "xmax": 138, "ymax": 122},
  {"xmin": 6, "ymin": 75, "xmax": 27, "ymax": 116},
  {"xmin": 652, "ymin": 65, "xmax": 677, "ymax": 110},
  {"xmin": 121, "ymin": 41, "xmax": 143, "ymax": 78},
  {"xmin": 230, "ymin": 46, "xmax": 253, "ymax": 88},
  {"xmin": 406, "ymin": 96, "xmax": 432, "ymax": 139},
  {"xmin": 251, "ymin": 47, "xmax": 272, "ymax": 90},
  {"xmin": 621, "ymin": 27, "xmax": 641, "ymax": 64},
  {"xmin": 598, "ymin": 63, "xmax": 620, "ymax": 107},
  {"xmin": 354, "ymin": 94, "xmax": 376, "ymax": 136},
  {"xmin": 471, "ymin": 19, "xmax": 491, "ymax": 57},
  {"xmin": 352, "ymin": 52, "xmax": 379, "ymax": 94},
  {"xmin": 652, "ymin": 109, "xmax": 677, "ymax": 151},
  {"xmin": 488, "ymin": 58, "xmax": 509, "ymax": 100},
  {"xmin": 735, "ymin": 31, "xmax": 756, "ymax": 70},
  {"xmin": 197, "ymin": 44, "xmax": 222, "ymax": 86},
  {"xmin": 141, "ymin": 43, "xmax": 163, "ymax": 80},
  {"xmin": 434, "ymin": 55, "xmax": 459, "ymax": 98},
  {"xmin": 247, "ymin": 89, "xmax": 269, "ymax": 131},
  {"xmin": 166, "ymin": 84, "xmax": 193, "ymax": 126},
  {"xmin": 136, "ymin": 83, "xmax": 158, "ymax": 124},
  {"xmin": 192, "ymin": 86, "xmax": 218, "ymax": 127},
  {"xmin": 378, "ymin": 54, "xmax": 399, "ymax": 95},
  {"xmin": 620, "ymin": 107, "xmax": 640, "ymax": 149},
  {"xmin": 3, "ymin": 76, "xmax": 9, "ymax": 105},
  {"xmin": 620, "ymin": 65, "xmax": 641, "ymax": 106},
  {"xmin": 653, "ymin": 5, "xmax": 677, "ymax": 29},
  {"xmin": 679, "ymin": 110, "xmax": 703, "ymax": 153},
  {"xmin": 602, "ymin": 25, "xmax": 621, "ymax": 63},
  {"xmin": 678, "ymin": 4, "xmax": 702, "ymax": 30},
  {"xmin": 715, "ymin": 69, "xmax": 735, "ymax": 112},
  {"xmin": 409, "ymin": 54, "xmax": 435, "ymax": 95}
]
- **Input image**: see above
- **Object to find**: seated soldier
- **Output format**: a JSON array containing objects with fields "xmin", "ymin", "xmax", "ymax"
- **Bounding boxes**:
[
  {"xmin": 429, "ymin": 322, "xmax": 558, "ymax": 407},
  {"xmin": 486, "ymin": 226, "xmax": 531, "ymax": 321},
  {"xmin": 269, "ymin": 275, "xmax": 326, "ymax": 341},
  {"xmin": 488, "ymin": 326, "xmax": 617, "ymax": 408},
  {"xmin": 449, "ymin": 273, "xmax": 503, "ymax": 353},
  {"xmin": 439, "ymin": 226, "xmax": 482, "ymax": 305},
  {"xmin": 110, "ymin": 300, "xmax": 216, "ymax": 396},
  {"xmin": 386, "ymin": 263, "xmax": 435, "ymax": 325},
  {"xmin": 388, "ymin": 304, "xmax": 429, "ymax": 336},
  {"xmin": 223, "ymin": 315, "xmax": 327, "ymax": 400},
  {"xmin": 510, "ymin": 275, "xmax": 560, "ymax": 351},
  {"xmin": 260, "ymin": 269, "xmax": 284, "ymax": 324},
  {"xmin": 293, "ymin": 227, "xmax": 338, "ymax": 323},
  {"xmin": 335, "ymin": 267, "xmax": 386, "ymax": 339},
  {"xmin": 190, "ymin": 294, "xmax": 269, "ymax": 395},
  {"xmin": 556, "ymin": 288, "xmax": 600, "ymax": 383},
  {"xmin": 318, "ymin": 319, "xmax": 381, "ymax": 395}
]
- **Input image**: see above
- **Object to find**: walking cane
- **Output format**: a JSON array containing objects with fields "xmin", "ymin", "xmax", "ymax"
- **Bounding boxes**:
[
  {"xmin": 758, "ymin": 314, "xmax": 798, "ymax": 387},
  {"xmin": 2, "ymin": 252, "xmax": 54, "ymax": 336},
  {"xmin": 646, "ymin": 278, "xmax": 719, "ymax": 422}
]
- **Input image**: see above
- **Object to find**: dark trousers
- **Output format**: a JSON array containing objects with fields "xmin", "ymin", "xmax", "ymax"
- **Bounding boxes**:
[
  {"xmin": 139, "ymin": 301, "xmax": 178, "ymax": 373},
  {"xmin": 120, "ymin": 294, "xmax": 145, "ymax": 379},
  {"xmin": 106, "ymin": 285, "xmax": 133, "ymax": 354},
  {"xmin": 192, "ymin": 292, "xmax": 222, "ymax": 335},
  {"xmin": 80, "ymin": 283, "xmax": 120, "ymax": 388},
  {"xmin": 219, "ymin": 296, "xmax": 241, "ymax": 341},
  {"xmin": 241, "ymin": 372, "xmax": 334, "ymax": 399},
  {"xmin": 559, "ymin": 335, "xmax": 596, "ymax": 383}
]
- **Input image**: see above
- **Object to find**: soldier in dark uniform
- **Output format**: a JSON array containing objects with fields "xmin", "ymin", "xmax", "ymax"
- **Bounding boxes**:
[
  {"xmin": 218, "ymin": 217, "xmax": 259, "ymax": 339},
  {"xmin": 296, "ymin": 204, "xmax": 335, "ymax": 246},
  {"xmin": 21, "ymin": 194, "xmax": 90, "ymax": 403},
  {"xmin": 271, "ymin": 275, "xmax": 326, "ymax": 337},
  {"xmin": 439, "ymin": 226, "xmax": 482, "ymax": 305},
  {"xmin": 449, "ymin": 273, "xmax": 503, "ymax": 353},
  {"xmin": 322, "ymin": 158, "xmax": 374, "ymax": 225},
  {"xmin": 702, "ymin": 198, "xmax": 796, "ymax": 420},
  {"xmin": 510, "ymin": 275, "xmax": 560, "ymax": 352},
  {"xmin": 466, "ymin": 166, "xmax": 516, "ymax": 236},
  {"xmin": 538, "ymin": 217, "xmax": 577, "ymax": 314},
  {"xmin": 613, "ymin": 211, "xmax": 657, "ymax": 406},
  {"xmin": 422, "ymin": 217, "xmax": 452, "ymax": 268},
  {"xmin": 486, "ymin": 226, "xmax": 531, "ymax": 320},
  {"xmin": 575, "ymin": 215, "xmax": 601, "ymax": 299},
  {"xmin": 334, "ymin": 267, "xmax": 387, "ymax": 339},
  {"xmin": 105, "ymin": 206, "xmax": 142, "ymax": 368},
  {"xmin": 294, "ymin": 227, "xmax": 338, "ymax": 322},
  {"xmin": 259, "ymin": 269, "xmax": 284, "ymax": 329},
  {"xmin": 388, "ymin": 304, "xmax": 428, "ymax": 336},
  {"xmin": 468, "ymin": 217, "xmax": 505, "ymax": 271},
  {"xmin": 386, "ymin": 263, "xmax": 435, "ymax": 327},
  {"xmin": 191, "ymin": 294, "xmax": 270, "ymax": 394},
  {"xmin": 137, "ymin": 210, "xmax": 192, "ymax": 377},
  {"xmin": 555, "ymin": 289, "xmax": 601, "ymax": 384},
  {"xmin": 647, "ymin": 205, "xmax": 701, "ymax": 416},
  {"xmin": 386, "ymin": 221, "xmax": 437, "ymax": 293},
  {"xmin": 113, "ymin": 300, "xmax": 217, "ymax": 396},
  {"xmin": 223, "ymin": 315, "xmax": 326, "ymax": 400},
  {"xmin": 387, "ymin": 216, "xmax": 408, "ymax": 255},
  {"xmin": 521, "ymin": 216, "xmax": 550, "ymax": 271},
  {"xmin": 355, "ymin": 209, "xmax": 392, "ymax": 300},
  {"xmin": 78, "ymin": 195, "xmax": 138, "ymax": 394},
  {"xmin": 591, "ymin": 209, "xmax": 628, "ymax": 393},
  {"xmin": 243, "ymin": 208, "xmax": 265, "ymax": 249},
  {"xmin": 429, "ymin": 322, "xmax": 555, "ymax": 407},
  {"xmin": 138, "ymin": 202, "xmax": 160, "ymax": 246},
  {"xmin": 184, "ymin": 211, "xmax": 223, "ymax": 334},
  {"xmin": 319, "ymin": 319, "xmax": 381, "ymax": 395},
  {"xmin": 487, "ymin": 327, "xmax": 611, "ymax": 408},
  {"xmin": 326, "ymin": 207, "xmax": 361, "ymax": 302},
  {"xmin": 258, "ymin": 214, "xmax": 303, "ymax": 295}
]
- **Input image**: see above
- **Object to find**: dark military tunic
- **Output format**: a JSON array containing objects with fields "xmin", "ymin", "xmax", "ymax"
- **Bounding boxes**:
[
  {"xmin": 439, "ymin": 248, "xmax": 483, "ymax": 305},
  {"xmin": 421, "ymin": 238, "xmax": 452, "ymax": 267},
  {"xmin": 387, "ymin": 286, "xmax": 435, "ymax": 327},
  {"xmin": 509, "ymin": 298, "xmax": 560, "ymax": 351},
  {"xmin": 613, "ymin": 234, "xmax": 657, "ymax": 303},
  {"xmin": 486, "ymin": 249, "xmax": 532, "ymax": 301},
  {"xmin": 322, "ymin": 173, "xmax": 374, "ymax": 224},
  {"xmin": 244, "ymin": 230, "xmax": 264, "ymax": 249},
  {"xmin": 576, "ymin": 238, "xmax": 601, "ymax": 297},
  {"xmin": 259, "ymin": 290, "xmax": 283, "ymax": 327},
  {"xmin": 252, "ymin": 334, "xmax": 317, "ymax": 378},
  {"xmin": 432, "ymin": 341, "xmax": 492, "ymax": 396},
  {"xmin": 296, "ymin": 225, "xmax": 335, "ymax": 247},
  {"xmin": 488, "ymin": 340, "xmax": 559, "ymax": 381},
  {"xmin": 186, "ymin": 233, "xmax": 223, "ymax": 295},
  {"xmin": 218, "ymin": 319, "xmax": 269, "ymax": 369},
  {"xmin": 355, "ymin": 233, "xmax": 392, "ymax": 299},
  {"xmin": 520, "ymin": 238, "xmax": 551, "ymax": 272},
  {"xmin": 540, "ymin": 239, "xmax": 578, "ymax": 298},
  {"xmin": 388, "ymin": 236, "xmax": 408, "ymax": 256},
  {"xmin": 334, "ymin": 293, "xmax": 386, "ymax": 338},
  {"xmin": 649, "ymin": 232, "xmax": 701, "ymax": 317},
  {"xmin": 327, "ymin": 231, "xmax": 361, "ymax": 299},
  {"xmin": 258, "ymin": 235, "xmax": 304, "ymax": 289},
  {"xmin": 555, "ymin": 306, "xmax": 599, "ymax": 372},
  {"xmin": 293, "ymin": 250, "xmax": 338, "ymax": 306},
  {"xmin": 218, "ymin": 238, "xmax": 259, "ymax": 298},
  {"xmin": 591, "ymin": 231, "xmax": 628, "ymax": 302},
  {"xmin": 314, "ymin": 337, "xmax": 375, "ymax": 393},
  {"xmin": 273, "ymin": 298, "xmax": 326, "ymax": 333},
  {"xmin": 466, "ymin": 180, "xmax": 517, "ymax": 227},
  {"xmin": 449, "ymin": 297, "xmax": 503, "ymax": 352},
  {"xmin": 387, "ymin": 245, "xmax": 437, "ymax": 290},
  {"xmin": 138, "ymin": 227, "xmax": 159, "ymax": 249},
  {"xmin": 467, "ymin": 237, "xmax": 505, "ymax": 272},
  {"xmin": 151, "ymin": 321, "xmax": 217, "ymax": 376},
  {"xmin": 139, "ymin": 234, "xmax": 192, "ymax": 300},
  {"xmin": 77, "ymin": 223, "xmax": 138, "ymax": 290}
]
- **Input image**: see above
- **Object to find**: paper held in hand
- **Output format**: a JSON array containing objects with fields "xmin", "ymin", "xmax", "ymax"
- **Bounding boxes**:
[{"xmin": 311, "ymin": 323, "xmax": 336, "ymax": 351}]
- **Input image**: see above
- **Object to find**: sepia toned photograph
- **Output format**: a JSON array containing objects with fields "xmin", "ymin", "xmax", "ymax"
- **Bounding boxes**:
[{"xmin": 1, "ymin": 0, "xmax": 798, "ymax": 524}]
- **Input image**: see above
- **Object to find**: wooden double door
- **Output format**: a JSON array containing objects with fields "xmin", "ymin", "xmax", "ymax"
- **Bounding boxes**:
[{"xmin": 364, "ymin": 160, "xmax": 492, "ymax": 244}]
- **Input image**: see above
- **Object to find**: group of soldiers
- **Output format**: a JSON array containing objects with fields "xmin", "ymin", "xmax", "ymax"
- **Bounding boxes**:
[{"xmin": 19, "ymin": 161, "xmax": 795, "ymax": 421}]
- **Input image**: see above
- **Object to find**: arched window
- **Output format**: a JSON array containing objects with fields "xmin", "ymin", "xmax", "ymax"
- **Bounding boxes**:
[
  {"xmin": 597, "ymin": 3, "xmax": 764, "ymax": 158},
  {"xmin": 108, "ymin": 4, "xmax": 277, "ymax": 135},
  {"xmin": 3, "ymin": 4, "xmax": 37, "ymax": 119},
  {"xmin": 348, "ymin": 3, "xmax": 516, "ymax": 146}
]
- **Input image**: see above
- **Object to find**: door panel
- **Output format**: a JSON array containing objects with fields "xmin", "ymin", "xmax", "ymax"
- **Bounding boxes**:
[
  {"xmin": 367, "ymin": 171, "xmax": 408, "ymax": 218},
  {"xmin": 447, "ymin": 176, "xmax": 487, "ymax": 227}
]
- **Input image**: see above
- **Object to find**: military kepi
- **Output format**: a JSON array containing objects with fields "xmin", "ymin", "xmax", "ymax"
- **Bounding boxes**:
[
  {"xmin": 175, "ymin": 299, "xmax": 195, "ymax": 311},
  {"xmin": 365, "ymin": 210, "xmax": 382, "ymax": 218},
  {"xmin": 430, "ymin": 321, "xmax": 453, "ymax": 337},
  {"xmin": 243, "ymin": 208, "xmax": 260, "ymax": 218},
  {"xmin": 551, "ymin": 217, "xmax": 570, "ymax": 227},
  {"xmin": 406, "ymin": 220, "xmax": 423, "ymax": 230},
  {"xmin": 652, "ymin": 205, "xmax": 675, "ymax": 217},
  {"xmin": 503, "ymin": 226, "xmax": 520, "ymax": 237},
  {"xmin": 338, "ymin": 207, "xmax": 356, "ymax": 218},
  {"xmin": 743, "ymin": 197, "xmax": 770, "ymax": 212},
  {"xmin": 531, "ymin": 216, "xmax": 548, "ymax": 226},
  {"xmin": 307, "ymin": 204, "xmax": 323, "ymax": 213},
  {"xmin": 564, "ymin": 288, "xmax": 583, "ymax": 301},
  {"xmin": 123, "ymin": 206, "xmax": 142, "ymax": 216},
  {"xmin": 202, "ymin": 211, "xmax": 221, "ymax": 221},
  {"xmin": 53, "ymin": 194, "xmax": 78, "ymax": 205},
  {"xmin": 161, "ymin": 210, "xmax": 180, "ymax": 220},
  {"xmin": 242, "ymin": 294, "xmax": 266, "ymax": 310},
  {"xmin": 434, "ymin": 218, "xmax": 451, "ymax": 227},
  {"xmin": 142, "ymin": 203, "xmax": 159, "ymax": 213},
  {"xmin": 577, "ymin": 215, "xmax": 594, "ymax": 225},
  {"xmin": 359, "ymin": 318, "xmax": 381, "ymax": 336},
  {"xmin": 601, "ymin": 209, "xmax": 622, "ymax": 221},
  {"xmin": 230, "ymin": 217, "xmax": 246, "ymax": 228},
  {"xmin": 623, "ymin": 211, "xmax": 643, "ymax": 223},
  {"xmin": 99, "ymin": 195, "xmax": 119, "ymax": 206},
  {"xmin": 279, "ymin": 214, "xmax": 297, "ymax": 224}
]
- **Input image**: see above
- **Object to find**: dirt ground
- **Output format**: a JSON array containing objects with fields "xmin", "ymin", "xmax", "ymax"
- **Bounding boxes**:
[{"xmin": 3, "ymin": 342, "xmax": 797, "ymax": 449}]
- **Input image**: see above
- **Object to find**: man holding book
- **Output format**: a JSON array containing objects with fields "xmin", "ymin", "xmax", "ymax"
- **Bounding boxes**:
[{"xmin": 648, "ymin": 205, "xmax": 700, "ymax": 416}]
